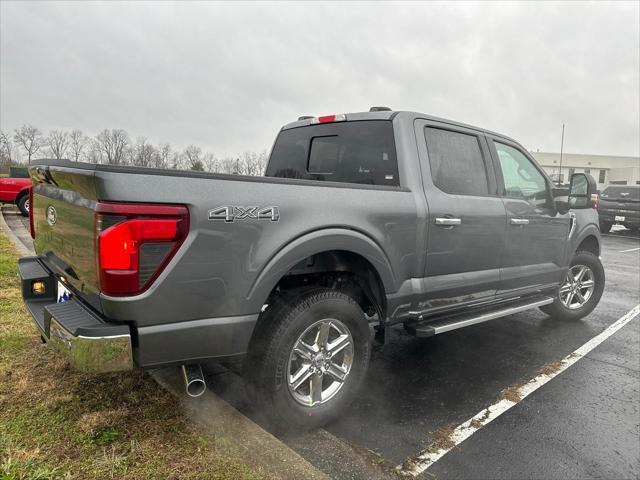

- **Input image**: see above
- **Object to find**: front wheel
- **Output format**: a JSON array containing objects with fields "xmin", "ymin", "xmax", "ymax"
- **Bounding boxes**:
[
  {"xmin": 540, "ymin": 251, "xmax": 605, "ymax": 321},
  {"xmin": 244, "ymin": 288, "xmax": 371, "ymax": 430}
]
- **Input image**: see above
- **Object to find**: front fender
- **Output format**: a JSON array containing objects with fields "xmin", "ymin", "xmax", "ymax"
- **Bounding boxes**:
[
  {"xmin": 568, "ymin": 209, "xmax": 601, "ymax": 262},
  {"xmin": 246, "ymin": 228, "xmax": 397, "ymax": 309}
]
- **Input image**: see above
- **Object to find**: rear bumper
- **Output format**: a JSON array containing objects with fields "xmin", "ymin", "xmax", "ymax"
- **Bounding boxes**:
[
  {"xmin": 598, "ymin": 211, "xmax": 640, "ymax": 226},
  {"xmin": 19, "ymin": 256, "xmax": 259, "ymax": 370},
  {"xmin": 18, "ymin": 256, "xmax": 133, "ymax": 373}
]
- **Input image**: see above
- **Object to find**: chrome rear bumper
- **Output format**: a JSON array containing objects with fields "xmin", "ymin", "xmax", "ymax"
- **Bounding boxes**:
[{"xmin": 18, "ymin": 256, "xmax": 133, "ymax": 373}]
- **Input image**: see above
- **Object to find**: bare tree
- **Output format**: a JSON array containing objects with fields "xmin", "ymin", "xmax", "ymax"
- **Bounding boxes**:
[
  {"xmin": 0, "ymin": 131, "xmax": 14, "ymax": 170},
  {"xmin": 13, "ymin": 124, "xmax": 44, "ymax": 164},
  {"xmin": 257, "ymin": 149, "xmax": 268, "ymax": 175},
  {"xmin": 131, "ymin": 136, "xmax": 156, "ymax": 167},
  {"xmin": 111, "ymin": 129, "xmax": 130, "ymax": 164},
  {"xmin": 69, "ymin": 130, "xmax": 88, "ymax": 161},
  {"xmin": 203, "ymin": 152, "xmax": 219, "ymax": 173},
  {"xmin": 169, "ymin": 151, "xmax": 183, "ymax": 170},
  {"xmin": 47, "ymin": 130, "xmax": 69, "ymax": 159},
  {"xmin": 95, "ymin": 129, "xmax": 129, "ymax": 164},
  {"xmin": 86, "ymin": 139, "xmax": 103, "ymax": 164},
  {"xmin": 155, "ymin": 142, "xmax": 172, "ymax": 168},
  {"xmin": 183, "ymin": 144, "xmax": 204, "ymax": 171},
  {"xmin": 7, "ymin": 123, "xmax": 270, "ymax": 174},
  {"xmin": 240, "ymin": 150, "xmax": 267, "ymax": 176},
  {"xmin": 219, "ymin": 156, "xmax": 237, "ymax": 174}
]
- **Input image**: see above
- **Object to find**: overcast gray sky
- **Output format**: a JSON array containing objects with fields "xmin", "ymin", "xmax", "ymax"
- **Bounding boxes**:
[{"xmin": 1, "ymin": 1, "xmax": 639, "ymax": 158}]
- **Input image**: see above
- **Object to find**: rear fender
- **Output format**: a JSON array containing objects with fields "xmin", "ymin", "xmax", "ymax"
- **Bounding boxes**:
[
  {"xmin": 16, "ymin": 187, "xmax": 30, "ymax": 201},
  {"xmin": 246, "ymin": 228, "xmax": 396, "ymax": 310}
]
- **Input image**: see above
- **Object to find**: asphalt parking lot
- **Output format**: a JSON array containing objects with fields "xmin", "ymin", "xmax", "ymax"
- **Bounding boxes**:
[
  {"xmin": 3, "ymin": 206, "xmax": 639, "ymax": 479},
  {"xmin": 205, "ymin": 227, "xmax": 640, "ymax": 479}
]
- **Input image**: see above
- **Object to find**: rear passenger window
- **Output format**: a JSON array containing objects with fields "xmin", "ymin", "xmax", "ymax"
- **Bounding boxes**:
[
  {"xmin": 424, "ymin": 128, "xmax": 489, "ymax": 196},
  {"xmin": 266, "ymin": 121, "xmax": 399, "ymax": 186}
]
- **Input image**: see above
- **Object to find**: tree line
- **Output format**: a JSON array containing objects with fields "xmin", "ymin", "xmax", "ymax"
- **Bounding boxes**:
[{"xmin": 0, "ymin": 124, "xmax": 268, "ymax": 175}]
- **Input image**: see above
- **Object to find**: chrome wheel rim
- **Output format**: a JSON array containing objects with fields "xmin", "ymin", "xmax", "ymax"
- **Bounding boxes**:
[
  {"xmin": 559, "ymin": 265, "xmax": 595, "ymax": 310},
  {"xmin": 287, "ymin": 318, "xmax": 354, "ymax": 407},
  {"xmin": 24, "ymin": 199, "xmax": 29, "ymax": 213}
]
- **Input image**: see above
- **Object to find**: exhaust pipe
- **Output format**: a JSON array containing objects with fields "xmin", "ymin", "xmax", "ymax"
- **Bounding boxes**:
[{"xmin": 181, "ymin": 364, "xmax": 206, "ymax": 398}]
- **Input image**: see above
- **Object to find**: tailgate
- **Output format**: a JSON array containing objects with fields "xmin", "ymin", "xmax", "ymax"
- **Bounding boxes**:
[
  {"xmin": 30, "ymin": 163, "xmax": 100, "ymax": 307},
  {"xmin": 599, "ymin": 186, "xmax": 640, "ymax": 218}
]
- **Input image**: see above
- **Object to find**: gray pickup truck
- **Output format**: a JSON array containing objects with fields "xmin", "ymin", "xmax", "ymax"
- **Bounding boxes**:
[{"xmin": 18, "ymin": 108, "xmax": 604, "ymax": 429}]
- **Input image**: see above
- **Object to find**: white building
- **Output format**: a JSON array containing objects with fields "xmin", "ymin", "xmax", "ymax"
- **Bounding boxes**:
[{"xmin": 531, "ymin": 151, "xmax": 640, "ymax": 189}]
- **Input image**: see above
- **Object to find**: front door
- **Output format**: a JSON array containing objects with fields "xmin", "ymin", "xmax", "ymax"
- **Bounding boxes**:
[
  {"xmin": 414, "ymin": 120, "xmax": 507, "ymax": 315},
  {"xmin": 487, "ymin": 137, "xmax": 570, "ymax": 296}
]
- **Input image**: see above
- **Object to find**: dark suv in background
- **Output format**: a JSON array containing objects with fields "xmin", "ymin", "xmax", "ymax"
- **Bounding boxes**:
[{"xmin": 598, "ymin": 185, "xmax": 640, "ymax": 232}]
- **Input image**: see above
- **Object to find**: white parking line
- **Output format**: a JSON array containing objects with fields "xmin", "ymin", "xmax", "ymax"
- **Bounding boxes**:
[
  {"xmin": 397, "ymin": 303, "xmax": 640, "ymax": 477},
  {"xmin": 619, "ymin": 247, "xmax": 640, "ymax": 253}
]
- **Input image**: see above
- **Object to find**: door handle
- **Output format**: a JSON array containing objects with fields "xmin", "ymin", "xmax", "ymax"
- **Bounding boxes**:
[
  {"xmin": 435, "ymin": 217, "xmax": 462, "ymax": 226},
  {"xmin": 510, "ymin": 218, "xmax": 530, "ymax": 225}
]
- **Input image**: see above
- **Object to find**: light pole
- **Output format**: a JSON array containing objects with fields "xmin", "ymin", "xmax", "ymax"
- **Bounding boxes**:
[{"xmin": 558, "ymin": 123, "xmax": 565, "ymax": 184}]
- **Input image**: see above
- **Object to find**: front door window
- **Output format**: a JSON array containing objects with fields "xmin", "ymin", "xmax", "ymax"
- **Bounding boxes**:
[{"xmin": 494, "ymin": 142, "xmax": 549, "ymax": 211}]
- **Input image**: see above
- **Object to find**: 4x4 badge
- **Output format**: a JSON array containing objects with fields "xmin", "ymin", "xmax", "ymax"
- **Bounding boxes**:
[{"xmin": 209, "ymin": 206, "xmax": 279, "ymax": 223}]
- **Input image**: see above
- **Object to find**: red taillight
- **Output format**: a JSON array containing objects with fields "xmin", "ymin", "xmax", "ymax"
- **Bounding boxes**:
[
  {"xmin": 95, "ymin": 202, "xmax": 189, "ymax": 296},
  {"xmin": 29, "ymin": 187, "xmax": 35, "ymax": 239},
  {"xmin": 311, "ymin": 114, "xmax": 346, "ymax": 124}
]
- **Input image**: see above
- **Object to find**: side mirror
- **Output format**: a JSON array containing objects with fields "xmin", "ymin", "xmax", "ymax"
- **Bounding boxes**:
[{"xmin": 568, "ymin": 173, "xmax": 597, "ymax": 209}]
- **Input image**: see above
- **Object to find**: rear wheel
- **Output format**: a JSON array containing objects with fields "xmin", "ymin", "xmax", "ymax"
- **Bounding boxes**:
[
  {"xmin": 17, "ymin": 195, "xmax": 29, "ymax": 217},
  {"xmin": 540, "ymin": 251, "xmax": 604, "ymax": 321},
  {"xmin": 244, "ymin": 288, "xmax": 370, "ymax": 430}
]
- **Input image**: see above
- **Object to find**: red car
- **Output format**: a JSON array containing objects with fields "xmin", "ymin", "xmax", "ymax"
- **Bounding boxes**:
[{"xmin": 0, "ymin": 168, "xmax": 32, "ymax": 216}]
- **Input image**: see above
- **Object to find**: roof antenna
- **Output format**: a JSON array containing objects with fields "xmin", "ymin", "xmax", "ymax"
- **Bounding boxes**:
[{"xmin": 369, "ymin": 106, "xmax": 392, "ymax": 112}]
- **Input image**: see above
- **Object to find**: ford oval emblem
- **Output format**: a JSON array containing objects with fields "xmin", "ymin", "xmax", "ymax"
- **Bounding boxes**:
[{"xmin": 46, "ymin": 205, "xmax": 57, "ymax": 226}]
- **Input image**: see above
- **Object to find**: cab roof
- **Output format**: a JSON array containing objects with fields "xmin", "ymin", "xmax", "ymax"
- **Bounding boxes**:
[{"xmin": 281, "ymin": 109, "xmax": 518, "ymax": 145}]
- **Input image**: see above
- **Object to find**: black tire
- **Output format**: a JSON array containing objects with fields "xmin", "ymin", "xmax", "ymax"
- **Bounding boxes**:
[
  {"xmin": 17, "ymin": 194, "xmax": 29, "ymax": 217},
  {"xmin": 540, "ymin": 251, "xmax": 605, "ymax": 321},
  {"xmin": 244, "ymin": 288, "xmax": 370, "ymax": 431},
  {"xmin": 599, "ymin": 220, "xmax": 612, "ymax": 233}
]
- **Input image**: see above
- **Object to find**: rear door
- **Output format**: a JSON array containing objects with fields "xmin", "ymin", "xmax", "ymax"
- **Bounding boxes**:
[
  {"xmin": 414, "ymin": 119, "xmax": 506, "ymax": 314},
  {"xmin": 486, "ymin": 137, "xmax": 570, "ymax": 296}
]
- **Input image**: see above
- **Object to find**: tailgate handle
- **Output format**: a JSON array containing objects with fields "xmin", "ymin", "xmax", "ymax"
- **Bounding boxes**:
[
  {"xmin": 510, "ymin": 218, "xmax": 529, "ymax": 226},
  {"xmin": 47, "ymin": 255, "xmax": 79, "ymax": 280}
]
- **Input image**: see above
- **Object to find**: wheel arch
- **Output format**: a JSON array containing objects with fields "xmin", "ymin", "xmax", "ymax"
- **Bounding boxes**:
[
  {"xmin": 15, "ymin": 188, "xmax": 30, "ymax": 203},
  {"xmin": 575, "ymin": 233, "xmax": 600, "ymax": 257},
  {"xmin": 246, "ymin": 228, "xmax": 396, "ymax": 317}
]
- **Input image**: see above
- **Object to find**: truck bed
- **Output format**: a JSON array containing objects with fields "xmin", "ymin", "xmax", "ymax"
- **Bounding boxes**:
[{"xmin": 30, "ymin": 159, "xmax": 416, "ymax": 326}]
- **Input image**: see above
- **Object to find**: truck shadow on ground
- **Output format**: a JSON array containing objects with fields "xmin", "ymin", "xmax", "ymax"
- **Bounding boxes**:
[{"xmin": 204, "ymin": 309, "xmax": 600, "ymax": 465}]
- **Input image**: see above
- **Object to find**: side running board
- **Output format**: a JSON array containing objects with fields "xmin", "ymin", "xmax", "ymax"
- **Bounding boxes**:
[{"xmin": 411, "ymin": 296, "xmax": 554, "ymax": 338}]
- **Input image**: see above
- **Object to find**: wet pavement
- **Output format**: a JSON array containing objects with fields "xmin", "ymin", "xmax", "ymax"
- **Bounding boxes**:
[
  {"xmin": 429, "ymin": 318, "xmax": 639, "ymax": 480},
  {"xmin": 206, "ymin": 228, "xmax": 640, "ymax": 479}
]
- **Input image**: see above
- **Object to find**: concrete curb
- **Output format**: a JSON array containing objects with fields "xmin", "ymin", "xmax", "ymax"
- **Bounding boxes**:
[
  {"xmin": 0, "ymin": 206, "xmax": 33, "ymax": 256},
  {"xmin": 152, "ymin": 368, "xmax": 329, "ymax": 480},
  {"xmin": 1, "ymin": 204, "xmax": 328, "ymax": 479}
]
